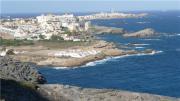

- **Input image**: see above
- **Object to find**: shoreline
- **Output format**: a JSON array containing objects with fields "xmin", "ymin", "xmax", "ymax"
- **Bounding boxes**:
[
  {"xmin": 1, "ymin": 40, "xmax": 159, "ymax": 68},
  {"xmin": 37, "ymin": 84, "xmax": 180, "ymax": 101},
  {"xmin": 41, "ymin": 50, "xmax": 163, "ymax": 69}
]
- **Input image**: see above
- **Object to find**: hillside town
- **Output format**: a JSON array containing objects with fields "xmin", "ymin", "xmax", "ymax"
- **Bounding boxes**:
[
  {"xmin": 0, "ymin": 12, "xmax": 147, "ymax": 41},
  {"xmin": 0, "ymin": 13, "xmax": 91, "ymax": 41}
]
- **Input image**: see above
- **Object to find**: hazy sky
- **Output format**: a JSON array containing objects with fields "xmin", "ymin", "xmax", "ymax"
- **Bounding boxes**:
[{"xmin": 1, "ymin": 0, "xmax": 180, "ymax": 14}]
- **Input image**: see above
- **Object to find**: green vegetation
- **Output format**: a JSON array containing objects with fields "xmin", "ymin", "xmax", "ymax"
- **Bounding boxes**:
[
  {"xmin": 39, "ymin": 34, "xmax": 46, "ymax": 40},
  {"xmin": 50, "ymin": 35, "xmax": 64, "ymax": 41},
  {"xmin": 0, "ymin": 34, "xmax": 94, "ymax": 49},
  {"xmin": 18, "ymin": 81, "xmax": 37, "ymax": 90},
  {"xmin": 0, "ymin": 38, "xmax": 34, "ymax": 46},
  {"xmin": 37, "ymin": 40, "xmax": 93, "ymax": 49}
]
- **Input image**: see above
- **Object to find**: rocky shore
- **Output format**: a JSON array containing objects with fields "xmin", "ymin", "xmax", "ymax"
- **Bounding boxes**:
[
  {"xmin": 91, "ymin": 25, "xmax": 126, "ymax": 34},
  {"xmin": 1, "ymin": 55, "xmax": 179, "ymax": 101},
  {"xmin": 1, "ymin": 40, "xmax": 157, "ymax": 68},
  {"xmin": 0, "ymin": 56, "xmax": 46, "ymax": 84},
  {"xmin": 123, "ymin": 28, "xmax": 157, "ymax": 38},
  {"xmin": 38, "ymin": 84, "xmax": 180, "ymax": 101},
  {"xmin": 0, "ymin": 56, "xmax": 47, "ymax": 101},
  {"xmin": 91, "ymin": 26, "xmax": 159, "ymax": 38}
]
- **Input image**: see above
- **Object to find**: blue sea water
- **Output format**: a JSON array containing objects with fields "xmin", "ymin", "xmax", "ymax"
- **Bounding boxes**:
[{"xmin": 39, "ymin": 11, "xmax": 180, "ymax": 97}]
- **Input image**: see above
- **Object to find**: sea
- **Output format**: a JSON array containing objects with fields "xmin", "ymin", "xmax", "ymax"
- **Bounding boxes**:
[{"xmin": 4, "ymin": 11, "xmax": 180, "ymax": 97}]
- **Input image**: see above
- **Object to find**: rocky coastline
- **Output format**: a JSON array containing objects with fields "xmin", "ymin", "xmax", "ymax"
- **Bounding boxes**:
[
  {"xmin": 1, "ymin": 40, "xmax": 157, "ymax": 68},
  {"xmin": 1, "ymin": 54, "xmax": 180, "ymax": 101},
  {"xmin": 38, "ymin": 84, "xmax": 180, "ymax": 101},
  {"xmin": 91, "ymin": 26, "xmax": 159, "ymax": 38},
  {"xmin": 91, "ymin": 25, "xmax": 126, "ymax": 34},
  {"xmin": 123, "ymin": 28, "xmax": 158, "ymax": 38}
]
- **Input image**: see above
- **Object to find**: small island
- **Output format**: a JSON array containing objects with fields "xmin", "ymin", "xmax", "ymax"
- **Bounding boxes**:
[{"xmin": 123, "ymin": 28, "xmax": 158, "ymax": 38}]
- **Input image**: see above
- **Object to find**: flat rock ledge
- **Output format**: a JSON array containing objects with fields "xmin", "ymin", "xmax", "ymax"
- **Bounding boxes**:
[
  {"xmin": 123, "ymin": 28, "xmax": 157, "ymax": 38},
  {"xmin": 92, "ymin": 26, "xmax": 126, "ymax": 34},
  {"xmin": 38, "ymin": 84, "xmax": 180, "ymax": 101}
]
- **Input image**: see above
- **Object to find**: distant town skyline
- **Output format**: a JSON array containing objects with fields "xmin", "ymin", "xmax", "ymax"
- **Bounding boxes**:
[{"xmin": 1, "ymin": 0, "xmax": 180, "ymax": 14}]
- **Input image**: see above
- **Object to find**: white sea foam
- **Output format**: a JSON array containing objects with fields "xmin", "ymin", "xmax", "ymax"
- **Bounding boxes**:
[
  {"xmin": 143, "ymin": 39, "xmax": 161, "ymax": 41},
  {"xmin": 163, "ymin": 33, "xmax": 180, "ymax": 37},
  {"xmin": 81, "ymin": 57, "xmax": 112, "ymax": 67},
  {"xmin": 51, "ymin": 51, "xmax": 163, "ymax": 69},
  {"xmin": 136, "ymin": 21, "xmax": 150, "ymax": 24},
  {"xmin": 53, "ymin": 67, "xmax": 69, "ymax": 70},
  {"xmin": 176, "ymin": 49, "xmax": 180, "ymax": 52},
  {"xmin": 82, "ymin": 50, "xmax": 163, "ymax": 68},
  {"xmin": 126, "ymin": 43, "xmax": 150, "ymax": 46},
  {"xmin": 135, "ymin": 47, "xmax": 144, "ymax": 49}
]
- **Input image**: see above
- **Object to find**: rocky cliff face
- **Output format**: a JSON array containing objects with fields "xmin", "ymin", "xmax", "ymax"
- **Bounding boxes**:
[
  {"xmin": 0, "ymin": 79, "xmax": 49, "ymax": 101},
  {"xmin": 123, "ymin": 28, "xmax": 157, "ymax": 38},
  {"xmin": 0, "ymin": 56, "xmax": 46, "ymax": 84},
  {"xmin": 0, "ymin": 56, "xmax": 48, "ymax": 101}
]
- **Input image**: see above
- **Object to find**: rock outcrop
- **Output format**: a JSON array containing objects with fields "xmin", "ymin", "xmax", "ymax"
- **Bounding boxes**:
[
  {"xmin": 123, "ymin": 28, "xmax": 157, "ymax": 38},
  {"xmin": 38, "ymin": 84, "xmax": 180, "ymax": 101},
  {"xmin": 92, "ymin": 26, "xmax": 126, "ymax": 34},
  {"xmin": 0, "ymin": 79, "xmax": 49, "ymax": 101},
  {"xmin": 0, "ymin": 56, "xmax": 46, "ymax": 84}
]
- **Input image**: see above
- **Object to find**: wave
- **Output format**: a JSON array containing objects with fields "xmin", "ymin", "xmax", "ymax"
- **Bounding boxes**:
[
  {"xmin": 80, "ymin": 50, "xmax": 163, "ymax": 68},
  {"xmin": 131, "ymin": 44, "xmax": 149, "ymax": 46},
  {"xmin": 135, "ymin": 47, "xmax": 145, "ymax": 49},
  {"xmin": 51, "ymin": 51, "xmax": 163, "ymax": 69},
  {"xmin": 126, "ymin": 43, "xmax": 150, "ymax": 46},
  {"xmin": 81, "ymin": 57, "xmax": 112, "ymax": 67},
  {"xmin": 136, "ymin": 21, "xmax": 150, "ymax": 24},
  {"xmin": 143, "ymin": 39, "xmax": 161, "ymax": 41},
  {"xmin": 165, "ymin": 34, "xmax": 180, "ymax": 37},
  {"xmin": 53, "ymin": 67, "xmax": 69, "ymax": 70},
  {"xmin": 162, "ymin": 33, "xmax": 180, "ymax": 37},
  {"xmin": 176, "ymin": 49, "xmax": 180, "ymax": 52}
]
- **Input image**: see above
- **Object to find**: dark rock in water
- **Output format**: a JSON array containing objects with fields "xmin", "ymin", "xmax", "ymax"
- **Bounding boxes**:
[
  {"xmin": 123, "ymin": 28, "xmax": 157, "ymax": 38},
  {"xmin": 0, "ymin": 79, "xmax": 48, "ymax": 101},
  {"xmin": 6, "ymin": 49, "xmax": 15, "ymax": 55},
  {"xmin": 0, "ymin": 56, "xmax": 46, "ymax": 84}
]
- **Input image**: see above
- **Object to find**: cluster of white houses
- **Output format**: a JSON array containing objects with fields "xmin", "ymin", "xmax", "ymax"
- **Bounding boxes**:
[{"xmin": 0, "ymin": 14, "xmax": 91, "ymax": 41}]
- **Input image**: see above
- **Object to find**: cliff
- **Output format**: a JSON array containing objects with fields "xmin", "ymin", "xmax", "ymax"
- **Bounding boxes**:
[
  {"xmin": 0, "ymin": 56, "xmax": 46, "ymax": 84},
  {"xmin": 0, "ymin": 56, "xmax": 48, "ymax": 101}
]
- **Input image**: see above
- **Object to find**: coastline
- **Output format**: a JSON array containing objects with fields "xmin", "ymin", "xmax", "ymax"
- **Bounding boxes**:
[
  {"xmin": 38, "ymin": 84, "xmax": 180, "ymax": 101},
  {"xmin": 1, "ymin": 40, "xmax": 158, "ymax": 68}
]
